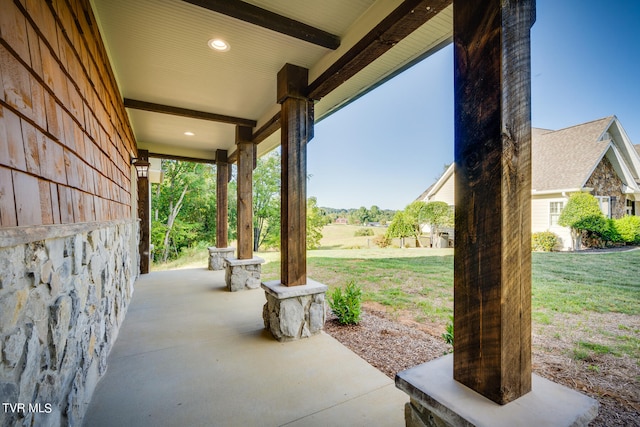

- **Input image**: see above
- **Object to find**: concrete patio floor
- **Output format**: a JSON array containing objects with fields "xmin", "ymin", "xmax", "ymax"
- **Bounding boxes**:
[{"xmin": 83, "ymin": 268, "xmax": 407, "ymax": 427}]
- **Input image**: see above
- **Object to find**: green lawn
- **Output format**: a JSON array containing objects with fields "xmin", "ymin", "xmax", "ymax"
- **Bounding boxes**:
[
  {"xmin": 152, "ymin": 225, "xmax": 640, "ymax": 361},
  {"xmin": 260, "ymin": 248, "xmax": 640, "ymax": 360},
  {"xmin": 532, "ymin": 252, "xmax": 639, "ymax": 314},
  {"xmin": 261, "ymin": 249, "xmax": 640, "ymax": 316}
]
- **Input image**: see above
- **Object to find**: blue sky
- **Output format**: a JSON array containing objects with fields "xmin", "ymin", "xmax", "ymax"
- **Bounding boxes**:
[{"xmin": 307, "ymin": 0, "xmax": 640, "ymax": 210}]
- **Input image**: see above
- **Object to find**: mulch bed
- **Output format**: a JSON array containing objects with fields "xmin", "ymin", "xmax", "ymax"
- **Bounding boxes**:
[{"xmin": 324, "ymin": 308, "xmax": 640, "ymax": 427}]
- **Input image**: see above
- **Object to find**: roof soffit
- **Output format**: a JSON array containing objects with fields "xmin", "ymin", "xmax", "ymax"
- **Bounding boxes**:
[{"xmin": 91, "ymin": 0, "xmax": 454, "ymax": 162}]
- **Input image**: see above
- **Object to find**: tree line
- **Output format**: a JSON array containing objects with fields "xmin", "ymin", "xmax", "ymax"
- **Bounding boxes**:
[
  {"xmin": 150, "ymin": 152, "xmax": 328, "ymax": 263},
  {"xmin": 320, "ymin": 206, "xmax": 396, "ymax": 225}
]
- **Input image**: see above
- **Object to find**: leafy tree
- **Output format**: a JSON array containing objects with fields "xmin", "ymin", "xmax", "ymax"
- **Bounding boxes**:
[
  {"xmin": 307, "ymin": 197, "xmax": 327, "ymax": 249},
  {"xmin": 558, "ymin": 192, "xmax": 607, "ymax": 250},
  {"xmin": 405, "ymin": 201, "xmax": 429, "ymax": 247},
  {"xmin": 354, "ymin": 206, "xmax": 370, "ymax": 225},
  {"xmin": 369, "ymin": 205, "xmax": 381, "ymax": 222},
  {"xmin": 227, "ymin": 168, "xmax": 238, "ymax": 243},
  {"xmin": 151, "ymin": 160, "xmax": 216, "ymax": 262},
  {"xmin": 386, "ymin": 211, "xmax": 413, "ymax": 248},
  {"xmin": 422, "ymin": 201, "xmax": 454, "ymax": 248},
  {"xmin": 252, "ymin": 152, "xmax": 281, "ymax": 251}
]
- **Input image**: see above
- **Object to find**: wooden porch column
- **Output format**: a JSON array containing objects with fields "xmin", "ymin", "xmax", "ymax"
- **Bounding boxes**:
[
  {"xmin": 216, "ymin": 149, "xmax": 229, "ymax": 248},
  {"xmin": 137, "ymin": 149, "xmax": 150, "ymax": 274},
  {"xmin": 277, "ymin": 64, "xmax": 313, "ymax": 286},
  {"xmin": 236, "ymin": 126, "xmax": 255, "ymax": 260},
  {"xmin": 453, "ymin": 0, "xmax": 535, "ymax": 404}
]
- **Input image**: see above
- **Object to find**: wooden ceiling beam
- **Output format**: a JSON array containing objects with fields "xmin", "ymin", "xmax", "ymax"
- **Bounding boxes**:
[
  {"xmin": 181, "ymin": 0, "xmax": 340, "ymax": 50},
  {"xmin": 227, "ymin": 151, "xmax": 238, "ymax": 164},
  {"xmin": 124, "ymin": 98, "xmax": 257, "ymax": 127},
  {"xmin": 308, "ymin": 0, "xmax": 452, "ymax": 100},
  {"xmin": 252, "ymin": 112, "xmax": 281, "ymax": 145},
  {"xmin": 148, "ymin": 152, "xmax": 216, "ymax": 164}
]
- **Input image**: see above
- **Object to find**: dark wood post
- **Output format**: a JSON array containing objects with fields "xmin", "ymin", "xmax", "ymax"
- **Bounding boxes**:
[
  {"xmin": 216, "ymin": 149, "xmax": 229, "ymax": 248},
  {"xmin": 453, "ymin": 0, "xmax": 535, "ymax": 404},
  {"xmin": 277, "ymin": 63, "xmax": 312, "ymax": 286},
  {"xmin": 137, "ymin": 149, "xmax": 150, "ymax": 274},
  {"xmin": 236, "ymin": 126, "xmax": 255, "ymax": 260}
]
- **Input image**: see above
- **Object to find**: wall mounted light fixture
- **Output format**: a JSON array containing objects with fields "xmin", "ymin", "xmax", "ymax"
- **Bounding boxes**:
[{"xmin": 131, "ymin": 157, "xmax": 151, "ymax": 178}]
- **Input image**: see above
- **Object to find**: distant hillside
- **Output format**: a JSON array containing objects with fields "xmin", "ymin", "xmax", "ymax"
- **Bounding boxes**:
[{"xmin": 319, "ymin": 206, "xmax": 396, "ymax": 225}]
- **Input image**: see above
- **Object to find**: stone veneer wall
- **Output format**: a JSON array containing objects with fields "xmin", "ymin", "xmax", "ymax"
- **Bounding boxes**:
[
  {"xmin": 585, "ymin": 156, "xmax": 625, "ymax": 219},
  {"xmin": 0, "ymin": 221, "xmax": 136, "ymax": 426},
  {"xmin": 0, "ymin": 0, "xmax": 139, "ymax": 425}
]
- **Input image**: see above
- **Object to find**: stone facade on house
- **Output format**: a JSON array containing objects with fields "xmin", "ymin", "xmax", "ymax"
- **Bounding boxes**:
[
  {"xmin": 0, "ymin": 222, "xmax": 136, "ymax": 426},
  {"xmin": 585, "ymin": 156, "xmax": 626, "ymax": 219}
]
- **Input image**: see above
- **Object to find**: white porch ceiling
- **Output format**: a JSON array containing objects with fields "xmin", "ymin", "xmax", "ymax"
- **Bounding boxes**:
[{"xmin": 90, "ymin": 0, "xmax": 453, "ymax": 162}]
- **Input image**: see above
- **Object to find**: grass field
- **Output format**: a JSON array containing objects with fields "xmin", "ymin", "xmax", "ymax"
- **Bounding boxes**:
[
  {"xmin": 317, "ymin": 224, "xmax": 387, "ymax": 249},
  {"xmin": 261, "ymin": 249, "xmax": 640, "ymax": 360},
  {"xmin": 153, "ymin": 225, "xmax": 640, "ymax": 360}
]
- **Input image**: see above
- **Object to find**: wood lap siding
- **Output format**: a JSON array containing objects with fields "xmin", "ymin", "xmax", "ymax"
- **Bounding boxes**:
[{"xmin": 0, "ymin": 0, "xmax": 136, "ymax": 228}]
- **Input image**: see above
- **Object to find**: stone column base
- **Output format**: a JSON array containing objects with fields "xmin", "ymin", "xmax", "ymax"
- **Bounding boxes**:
[
  {"xmin": 224, "ymin": 256, "xmax": 264, "ymax": 291},
  {"xmin": 396, "ymin": 354, "xmax": 598, "ymax": 427},
  {"xmin": 208, "ymin": 247, "xmax": 235, "ymax": 270},
  {"xmin": 261, "ymin": 279, "xmax": 328, "ymax": 342}
]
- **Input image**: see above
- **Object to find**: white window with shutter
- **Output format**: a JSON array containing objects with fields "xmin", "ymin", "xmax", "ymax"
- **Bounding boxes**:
[{"xmin": 596, "ymin": 196, "xmax": 611, "ymax": 218}]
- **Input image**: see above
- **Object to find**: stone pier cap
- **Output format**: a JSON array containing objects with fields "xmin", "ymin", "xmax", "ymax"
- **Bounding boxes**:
[
  {"xmin": 225, "ymin": 256, "xmax": 265, "ymax": 267},
  {"xmin": 261, "ymin": 279, "xmax": 328, "ymax": 298},
  {"xmin": 395, "ymin": 354, "xmax": 598, "ymax": 427},
  {"xmin": 208, "ymin": 246, "xmax": 235, "ymax": 254}
]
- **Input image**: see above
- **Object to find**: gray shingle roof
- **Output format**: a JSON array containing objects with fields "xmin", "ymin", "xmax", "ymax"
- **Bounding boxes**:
[
  {"xmin": 415, "ymin": 184, "xmax": 434, "ymax": 202},
  {"xmin": 532, "ymin": 116, "xmax": 613, "ymax": 191},
  {"xmin": 420, "ymin": 116, "xmax": 623, "ymax": 199}
]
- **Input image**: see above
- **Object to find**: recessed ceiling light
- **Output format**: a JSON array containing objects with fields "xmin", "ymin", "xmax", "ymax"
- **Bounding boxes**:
[
  {"xmin": 208, "ymin": 38, "xmax": 230, "ymax": 52},
  {"xmin": 184, "ymin": 131, "xmax": 195, "ymax": 136}
]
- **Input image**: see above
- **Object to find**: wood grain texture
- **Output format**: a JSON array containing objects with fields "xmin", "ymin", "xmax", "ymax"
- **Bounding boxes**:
[
  {"xmin": 0, "ymin": 0, "xmax": 137, "ymax": 228},
  {"xmin": 278, "ymin": 64, "xmax": 311, "ymax": 286},
  {"xmin": 215, "ymin": 149, "xmax": 229, "ymax": 248},
  {"xmin": 180, "ymin": 0, "xmax": 340, "ymax": 50},
  {"xmin": 236, "ymin": 126, "xmax": 254, "ymax": 260},
  {"xmin": 308, "ymin": 0, "xmax": 452, "ymax": 100},
  {"xmin": 0, "ymin": 166, "xmax": 17, "ymax": 227},
  {"xmin": 147, "ymin": 152, "xmax": 215, "ymax": 164},
  {"xmin": 138, "ymin": 150, "xmax": 150, "ymax": 274},
  {"xmin": 124, "ymin": 98, "xmax": 256, "ymax": 127},
  {"xmin": 453, "ymin": 0, "xmax": 534, "ymax": 405},
  {"xmin": 251, "ymin": 112, "xmax": 280, "ymax": 145}
]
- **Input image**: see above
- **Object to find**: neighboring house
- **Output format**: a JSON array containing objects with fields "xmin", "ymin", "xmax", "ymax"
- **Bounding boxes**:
[{"xmin": 419, "ymin": 116, "xmax": 640, "ymax": 250}]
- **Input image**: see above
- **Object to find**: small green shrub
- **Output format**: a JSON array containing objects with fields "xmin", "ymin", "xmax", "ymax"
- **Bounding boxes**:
[
  {"xmin": 373, "ymin": 235, "xmax": 391, "ymax": 248},
  {"xmin": 328, "ymin": 281, "xmax": 362, "ymax": 325},
  {"xmin": 532, "ymin": 231, "xmax": 559, "ymax": 251},
  {"xmin": 601, "ymin": 219, "xmax": 622, "ymax": 243},
  {"xmin": 354, "ymin": 228, "xmax": 374, "ymax": 237},
  {"xmin": 614, "ymin": 215, "xmax": 640, "ymax": 243},
  {"xmin": 442, "ymin": 316, "xmax": 454, "ymax": 345}
]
